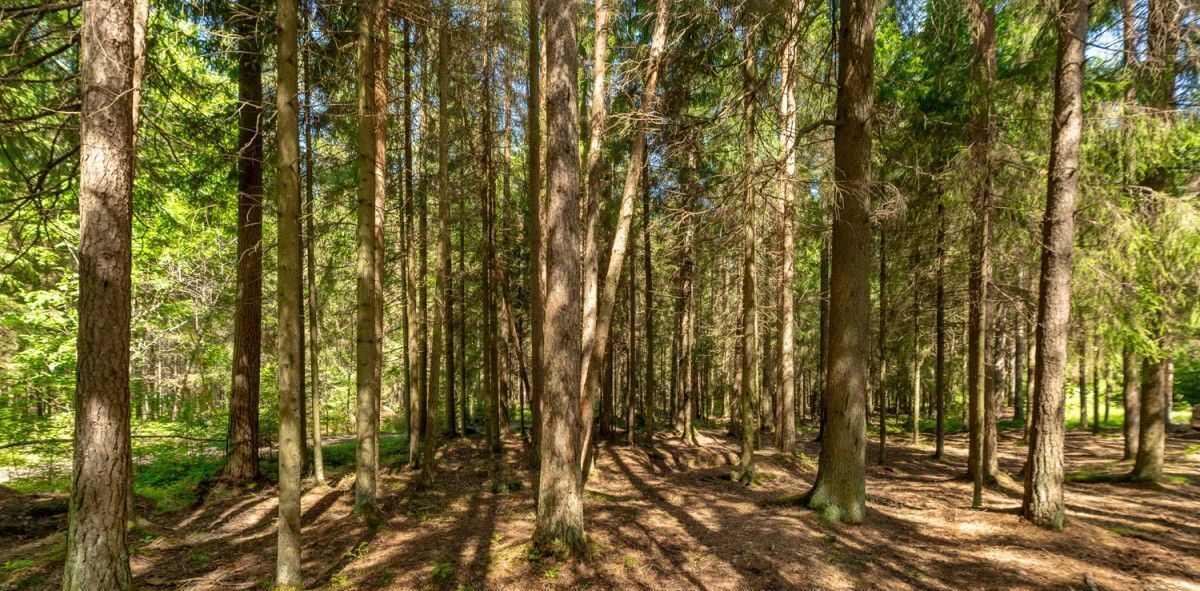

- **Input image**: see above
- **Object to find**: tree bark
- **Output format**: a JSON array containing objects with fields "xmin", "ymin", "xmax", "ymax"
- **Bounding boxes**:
[
  {"xmin": 777, "ymin": 0, "xmax": 801, "ymax": 454},
  {"xmin": 224, "ymin": 0, "xmax": 264, "ymax": 484},
  {"xmin": 802, "ymin": 0, "xmax": 874, "ymax": 523},
  {"xmin": 642, "ymin": 156, "xmax": 656, "ymax": 448},
  {"xmin": 303, "ymin": 21, "xmax": 325, "ymax": 485},
  {"xmin": 274, "ymin": 0, "xmax": 305, "ymax": 578},
  {"xmin": 934, "ymin": 196, "xmax": 946, "ymax": 459},
  {"xmin": 967, "ymin": 0, "xmax": 995, "ymax": 506},
  {"xmin": 1022, "ymin": 0, "xmax": 1086, "ymax": 530},
  {"xmin": 525, "ymin": 0, "xmax": 544, "ymax": 468},
  {"xmin": 354, "ymin": 0, "xmax": 381, "ymax": 520},
  {"xmin": 535, "ymin": 0, "xmax": 585, "ymax": 553},
  {"xmin": 733, "ymin": 18, "xmax": 757, "ymax": 485},
  {"xmin": 64, "ymin": 0, "xmax": 136, "ymax": 588},
  {"xmin": 403, "ymin": 19, "xmax": 423, "ymax": 469}
]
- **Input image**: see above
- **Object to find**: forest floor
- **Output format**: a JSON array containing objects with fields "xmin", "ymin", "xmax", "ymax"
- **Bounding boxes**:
[{"xmin": 2, "ymin": 424, "xmax": 1199, "ymax": 591}]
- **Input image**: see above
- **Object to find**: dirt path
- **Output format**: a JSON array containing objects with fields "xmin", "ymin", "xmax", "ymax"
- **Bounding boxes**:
[{"xmin": 2, "ymin": 427, "xmax": 1198, "ymax": 590}]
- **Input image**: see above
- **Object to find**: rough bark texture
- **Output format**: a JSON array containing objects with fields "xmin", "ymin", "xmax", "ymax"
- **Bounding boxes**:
[
  {"xmin": 966, "ymin": 0, "xmax": 995, "ymax": 506},
  {"xmin": 876, "ymin": 230, "xmax": 887, "ymax": 463},
  {"xmin": 275, "ymin": 0, "xmax": 304, "ymax": 579},
  {"xmin": 734, "ymin": 20, "xmax": 757, "ymax": 485},
  {"xmin": 354, "ymin": 0, "xmax": 381, "ymax": 519},
  {"xmin": 1131, "ymin": 357, "xmax": 1165, "ymax": 481},
  {"xmin": 64, "ymin": 1, "xmax": 136, "ymax": 588},
  {"xmin": 423, "ymin": 10, "xmax": 453, "ymax": 486},
  {"xmin": 402, "ymin": 20, "xmax": 422, "ymax": 469},
  {"xmin": 303, "ymin": 34, "xmax": 325, "ymax": 483},
  {"xmin": 1021, "ymin": 0, "xmax": 1086, "ymax": 531},
  {"xmin": 224, "ymin": 0, "xmax": 264, "ymax": 484},
  {"xmin": 803, "ymin": 0, "xmax": 874, "ymax": 524},
  {"xmin": 776, "ymin": 0, "xmax": 800, "ymax": 454},
  {"xmin": 526, "ymin": 0, "xmax": 544, "ymax": 465},
  {"xmin": 934, "ymin": 197, "xmax": 946, "ymax": 459},
  {"xmin": 535, "ymin": 0, "xmax": 585, "ymax": 552}
]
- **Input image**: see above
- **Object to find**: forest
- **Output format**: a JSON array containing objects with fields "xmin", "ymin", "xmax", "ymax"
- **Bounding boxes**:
[{"xmin": 1, "ymin": 0, "xmax": 1199, "ymax": 588}]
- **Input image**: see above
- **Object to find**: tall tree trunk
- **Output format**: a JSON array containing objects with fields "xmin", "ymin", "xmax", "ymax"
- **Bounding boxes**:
[
  {"xmin": 371, "ymin": 0, "xmax": 388, "ymax": 484},
  {"xmin": 303, "ymin": 21, "xmax": 325, "ymax": 485},
  {"xmin": 403, "ymin": 19, "xmax": 423, "ymax": 469},
  {"xmin": 911, "ymin": 274, "xmax": 921, "ymax": 446},
  {"xmin": 64, "ymin": 0, "xmax": 136, "ymax": 587},
  {"xmin": 1092, "ymin": 335, "xmax": 1100, "ymax": 433},
  {"xmin": 934, "ymin": 196, "xmax": 946, "ymax": 459},
  {"xmin": 777, "ymin": 0, "xmax": 800, "ymax": 453},
  {"xmin": 480, "ymin": 0, "xmax": 502, "ymax": 458},
  {"xmin": 526, "ymin": 0, "xmax": 544, "ymax": 467},
  {"xmin": 733, "ymin": 18, "xmax": 757, "ymax": 485},
  {"xmin": 876, "ymin": 228, "xmax": 887, "ymax": 463},
  {"xmin": 535, "ymin": 0, "xmax": 585, "ymax": 552},
  {"xmin": 642, "ymin": 158, "xmax": 656, "ymax": 448},
  {"xmin": 274, "ymin": 0, "xmax": 305, "ymax": 578},
  {"xmin": 802, "ymin": 0, "xmax": 874, "ymax": 523},
  {"xmin": 423, "ymin": 8, "xmax": 453, "ymax": 487},
  {"xmin": 1013, "ymin": 271, "xmax": 1026, "ymax": 424},
  {"xmin": 1131, "ymin": 356, "xmax": 1165, "ymax": 480},
  {"xmin": 967, "ymin": 0, "xmax": 995, "ymax": 506},
  {"xmin": 354, "ymin": 0, "xmax": 381, "ymax": 520},
  {"xmin": 1022, "ymin": 0, "xmax": 1086, "ymax": 530},
  {"xmin": 224, "ymin": 0, "xmax": 264, "ymax": 484},
  {"xmin": 1078, "ymin": 331, "xmax": 1088, "ymax": 430}
]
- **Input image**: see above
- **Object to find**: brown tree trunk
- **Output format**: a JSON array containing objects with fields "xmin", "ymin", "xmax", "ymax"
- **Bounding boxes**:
[
  {"xmin": 303, "ymin": 23, "xmax": 325, "ymax": 485},
  {"xmin": 642, "ymin": 158, "xmax": 656, "ymax": 449},
  {"xmin": 423, "ymin": 7, "xmax": 453, "ymax": 487},
  {"xmin": 876, "ymin": 229, "xmax": 887, "ymax": 463},
  {"xmin": 967, "ymin": 0, "xmax": 995, "ymax": 506},
  {"xmin": 934, "ymin": 196, "xmax": 946, "ymax": 459},
  {"xmin": 274, "ymin": 0, "xmax": 305, "ymax": 578},
  {"xmin": 1131, "ymin": 356, "xmax": 1165, "ymax": 480},
  {"xmin": 1022, "ymin": 0, "xmax": 1087, "ymax": 530},
  {"xmin": 733, "ymin": 19, "xmax": 757, "ymax": 485},
  {"xmin": 802, "ymin": 0, "xmax": 874, "ymax": 523},
  {"xmin": 64, "ymin": 0, "xmax": 137, "ymax": 588},
  {"xmin": 224, "ymin": 0, "xmax": 264, "ymax": 484},
  {"xmin": 354, "ymin": 0, "xmax": 381, "ymax": 520},
  {"xmin": 777, "ymin": 0, "xmax": 800, "ymax": 453},
  {"xmin": 535, "ymin": 0, "xmax": 585, "ymax": 552},
  {"xmin": 403, "ymin": 19, "xmax": 423, "ymax": 469},
  {"xmin": 1078, "ymin": 331, "xmax": 1088, "ymax": 430},
  {"xmin": 525, "ymin": 0, "xmax": 544, "ymax": 467},
  {"xmin": 480, "ymin": 0, "xmax": 502, "ymax": 459}
]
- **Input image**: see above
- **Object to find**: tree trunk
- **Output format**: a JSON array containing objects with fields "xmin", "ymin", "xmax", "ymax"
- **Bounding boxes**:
[
  {"xmin": 354, "ymin": 0, "xmax": 381, "ymax": 520},
  {"xmin": 525, "ymin": 0, "xmax": 544, "ymax": 467},
  {"xmin": 1131, "ymin": 356, "xmax": 1165, "ymax": 480},
  {"xmin": 1022, "ymin": 0, "xmax": 1086, "ymax": 530},
  {"xmin": 64, "ymin": 0, "xmax": 137, "ymax": 588},
  {"xmin": 1092, "ymin": 336, "xmax": 1100, "ymax": 434},
  {"xmin": 535, "ymin": 0, "xmax": 585, "ymax": 552},
  {"xmin": 303, "ymin": 24, "xmax": 325, "ymax": 485},
  {"xmin": 967, "ymin": 0, "xmax": 995, "ymax": 507},
  {"xmin": 934, "ymin": 196, "xmax": 946, "ymax": 459},
  {"xmin": 802, "ymin": 0, "xmax": 874, "ymax": 523},
  {"xmin": 877, "ymin": 229, "xmax": 887, "ymax": 463},
  {"xmin": 480, "ymin": 0, "xmax": 502, "ymax": 459},
  {"xmin": 274, "ymin": 0, "xmax": 304, "ymax": 579},
  {"xmin": 403, "ymin": 19, "xmax": 423, "ymax": 469},
  {"xmin": 423, "ymin": 8, "xmax": 453, "ymax": 487},
  {"xmin": 1078, "ymin": 332, "xmax": 1088, "ymax": 430},
  {"xmin": 733, "ymin": 19, "xmax": 757, "ymax": 485},
  {"xmin": 777, "ymin": 0, "xmax": 800, "ymax": 454},
  {"xmin": 224, "ymin": 0, "xmax": 264, "ymax": 484},
  {"xmin": 642, "ymin": 158, "xmax": 656, "ymax": 448}
]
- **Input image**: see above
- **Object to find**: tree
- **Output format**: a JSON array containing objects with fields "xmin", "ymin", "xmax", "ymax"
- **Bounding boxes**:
[
  {"xmin": 535, "ymin": 0, "xmax": 585, "ymax": 553},
  {"xmin": 1122, "ymin": 346, "xmax": 1139, "ymax": 459},
  {"xmin": 302, "ymin": 6, "xmax": 326, "ymax": 486},
  {"xmin": 776, "ymin": 0, "xmax": 801, "ymax": 454},
  {"xmin": 800, "ymin": 0, "xmax": 875, "ymax": 524},
  {"xmin": 354, "ymin": 0, "xmax": 382, "ymax": 521},
  {"xmin": 62, "ymin": 0, "xmax": 138, "ymax": 588},
  {"xmin": 966, "ymin": 0, "xmax": 995, "ymax": 506},
  {"xmin": 1022, "ymin": 0, "xmax": 1087, "ymax": 531},
  {"xmin": 525, "ymin": 0, "xmax": 544, "ymax": 463},
  {"xmin": 223, "ymin": 0, "xmax": 264, "ymax": 484},
  {"xmin": 274, "ymin": 0, "xmax": 305, "ymax": 580},
  {"xmin": 733, "ymin": 15, "xmax": 757, "ymax": 485}
]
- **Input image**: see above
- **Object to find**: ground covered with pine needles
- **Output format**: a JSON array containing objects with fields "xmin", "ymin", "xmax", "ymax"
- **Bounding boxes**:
[{"xmin": 2, "ymin": 425, "xmax": 1199, "ymax": 591}]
